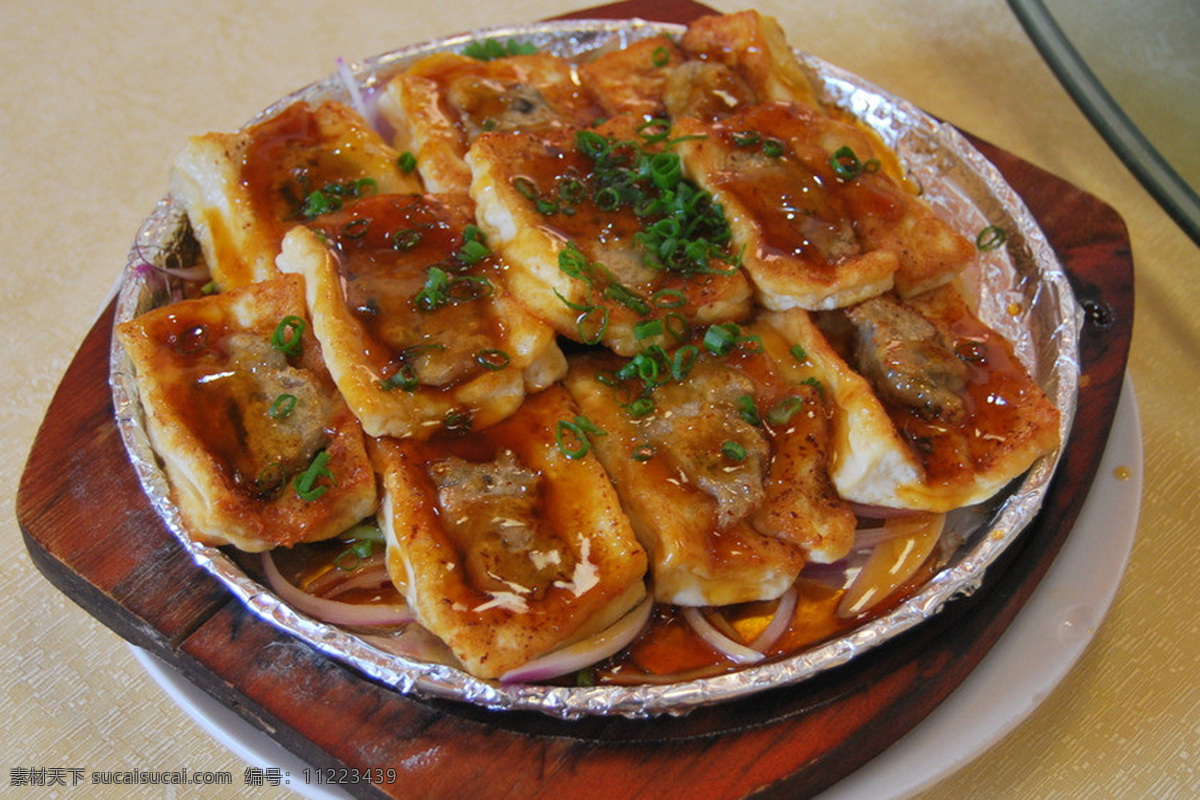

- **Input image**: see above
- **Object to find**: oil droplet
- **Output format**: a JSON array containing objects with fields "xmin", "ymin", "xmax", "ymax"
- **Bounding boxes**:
[
  {"xmin": 1006, "ymin": 301, "xmax": 1023, "ymax": 316},
  {"xmin": 1079, "ymin": 373, "xmax": 1092, "ymax": 388},
  {"xmin": 1113, "ymin": 465, "xmax": 1133, "ymax": 481}
]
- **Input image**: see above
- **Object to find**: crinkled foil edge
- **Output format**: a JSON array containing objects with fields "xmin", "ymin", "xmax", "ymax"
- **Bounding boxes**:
[{"xmin": 109, "ymin": 19, "xmax": 1080, "ymax": 720}]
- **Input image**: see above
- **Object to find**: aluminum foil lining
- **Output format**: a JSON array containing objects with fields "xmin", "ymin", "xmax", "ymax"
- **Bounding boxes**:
[{"xmin": 109, "ymin": 19, "xmax": 1080, "ymax": 720}]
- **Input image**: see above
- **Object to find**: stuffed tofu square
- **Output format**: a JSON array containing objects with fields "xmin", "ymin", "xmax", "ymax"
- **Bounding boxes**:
[
  {"xmin": 468, "ymin": 117, "xmax": 754, "ymax": 356},
  {"xmin": 378, "ymin": 51, "xmax": 604, "ymax": 194},
  {"xmin": 672, "ymin": 102, "xmax": 975, "ymax": 310},
  {"xmin": 116, "ymin": 275, "xmax": 377, "ymax": 552},
  {"xmin": 170, "ymin": 100, "xmax": 423, "ymax": 290},
  {"xmin": 562, "ymin": 323, "xmax": 856, "ymax": 607},
  {"xmin": 276, "ymin": 192, "xmax": 566, "ymax": 440},
  {"xmin": 371, "ymin": 385, "xmax": 648, "ymax": 679}
]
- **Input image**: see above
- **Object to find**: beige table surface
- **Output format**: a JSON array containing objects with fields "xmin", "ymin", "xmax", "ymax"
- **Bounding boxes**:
[{"xmin": 4, "ymin": 1, "xmax": 1198, "ymax": 797}]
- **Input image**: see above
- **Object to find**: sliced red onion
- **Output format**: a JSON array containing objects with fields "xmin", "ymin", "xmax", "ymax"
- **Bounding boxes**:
[
  {"xmin": 683, "ymin": 607, "xmax": 764, "ymax": 665},
  {"xmin": 499, "ymin": 594, "xmax": 654, "ymax": 684},
  {"xmin": 132, "ymin": 259, "xmax": 211, "ymax": 283},
  {"xmin": 261, "ymin": 552, "xmax": 414, "ymax": 627},
  {"xmin": 749, "ymin": 586, "xmax": 798, "ymax": 653},
  {"xmin": 324, "ymin": 563, "xmax": 393, "ymax": 599},
  {"xmin": 335, "ymin": 57, "xmax": 369, "ymax": 121},
  {"xmin": 301, "ymin": 550, "xmax": 388, "ymax": 596},
  {"xmin": 848, "ymin": 501, "xmax": 922, "ymax": 520}
]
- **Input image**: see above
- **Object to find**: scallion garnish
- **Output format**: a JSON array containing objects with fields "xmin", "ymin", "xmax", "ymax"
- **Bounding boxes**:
[
  {"xmin": 474, "ymin": 349, "xmax": 511, "ymax": 370},
  {"xmin": 829, "ymin": 146, "xmax": 880, "ymax": 180},
  {"xmin": 577, "ymin": 306, "xmax": 610, "ymax": 344},
  {"xmin": 766, "ymin": 395, "xmax": 805, "ymax": 426},
  {"xmin": 293, "ymin": 451, "xmax": 336, "ymax": 501},
  {"xmin": 790, "ymin": 344, "xmax": 808, "ymax": 362},
  {"xmin": 633, "ymin": 442, "xmax": 657, "ymax": 461},
  {"xmin": 380, "ymin": 363, "xmax": 419, "ymax": 392},
  {"xmin": 735, "ymin": 393, "xmax": 760, "ymax": 426},
  {"xmin": 397, "ymin": 151, "xmax": 417, "ymax": 173},
  {"xmin": 268, "ymin": 393, "xmax": 297, "ymax": 420},
  {"xmin": 270, "ymin": 315, "xmax": 306, "ymax": 356},
  {"xmin": 414, "ymin": 267, "xmax": 451, "ymax": 311},
  {"xmin": 463, "ymin": 37, "xmax": 537, "ymax": 61},
  {"xmin": 703, "ymin": 322, "xmax": 739, "ymax": 356},
  {"xmin": 651, "ymin": 46, "xmax": 671, "ymax": 68},
  {"xmin": 976, "ymin": 225, "xmax": 1007, "ymax": 251},
  {"xmin": 555, "ymin": 415, "xmax": 606, "ymax": 460},
  {"xmin": 392, "ymin": 228, "xmax": 423, "ymax": 251},
  {"xmin": 634, "ymin": 318, "xmax": 665, "ymax": 341},
  {"xmin": 721, "ymin": 440, "xmax": 747, "ymax": 462}
]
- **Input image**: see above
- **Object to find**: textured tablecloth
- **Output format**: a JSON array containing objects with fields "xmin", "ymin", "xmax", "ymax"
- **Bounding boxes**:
[{"xmin": 4, "ymin": 1, "xmax": 1197, "ymax": 797}]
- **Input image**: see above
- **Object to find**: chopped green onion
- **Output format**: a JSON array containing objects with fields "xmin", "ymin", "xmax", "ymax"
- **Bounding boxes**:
[
  {"xmin": 632, "ymin": 442, "xmax": 657, "ymax": 461},
  {"xmin": 703, "ymin": 322, "xmax": 740, "ymax": 356},
  {"xmin": 721, "ymin": 440, "xmax": 747, "ymax": 462},
  {"xmin": 671, "ymin": 344, "xmax": 698, "ymax": 380},
  {"xmin": 829, "ymin": 146, "xmax": 880, "ymax": 180},
  {"xmin": 651, "ymin": 46, "xmax": 670, "ymax": 68},
  {"xmin": 555, "ymin": 416, "xmax": 605, "ymax": 460},
  {"xmin": 270, "ymin": 315, "xmax": 306, "ymax": 356},
  {"xmin": 474, "ymin": 348, "xmax": 511, "ymax": 370},
  {"xmin": 603, "ymin": 281, "xmax": 651, "ymax": 315},
  {"xmin": 293, "ymin": 451, "xmax": 336, "ymax": 501},
  {"xmin": 652, "ymin": 288, "xmax": 687, "ymax": 309},
  {"xmin": 341, "ymin": 218, "xmax": 371, "ymax": 239},
  {"xmin": 379, "ymin": 363, "xmax": 420, "ymax": 392},
  {"xmin": 732, "ymin": 130, "xmax": 762, "ymax": 148},
  {"xmin": 625, "ymin": 396, "xmax": 656, "ymax": 418},
  {"xmin": 392, "ymin": 228, "xmax": 423, "ymax": 251},
  {"xmin": 558, "ymin": 242, "xmax": 592, "ymax": 282},
  {"xmin": 463, "ymin": 37, "xmax": 537, "ymax": 61},
  {"xmin": 414, "ymin": 266, "xmax": 451, "ymax": 311},
  {"xmin": 761, "ymin": 138, "xmax": 786, "ymax": 159},
  {"xmin": 735, "ymin": 393, "xmax": 760, "ymax": 426},
  {"xmin": 634, "ymin": 318, "xmax": 665, "ymax": 340},
  {"xmin": 766, "ymin": 395, "xmax": 805, "ymax": 426},
  {"xmin": 268, "ymin": 393, "xmax": 297, "ymax": 420},
  {"xmin": 255, "ymin": 462, "xmax": 286, "ymax": 497},
  {"xmin": 790, "ymin": 344, "xmax": 808, "ymax": 362},
  {"xmin": 577, "ymin": 306, "xmax": 610, "ymax": 344},
  {"xmin": 397, "ymin": 151, "xmax": 418, "ymax": 173},
  {"xmin": 638, "ymin": 118, "xmax": 672, "ymax": 145},
  {"xmin": 456, "ymin": 238, "xmax": 491, "ymax": 265},
  {"xmin": 664, "ymin": 312, "xmax": 689, "ymax": 342},
  {"xmin": 976, "ymin": 225, "xmax": 1007, "ymax": 251},
  {"xmin": 443, "ymin": 409, "xmax": 473, "ymax": 433}
]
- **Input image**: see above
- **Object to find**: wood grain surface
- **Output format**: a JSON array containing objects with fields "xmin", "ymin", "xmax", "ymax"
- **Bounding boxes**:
[{"xmin": 18, "ymin": 2, "xmax": 1134, "ymax": 797}]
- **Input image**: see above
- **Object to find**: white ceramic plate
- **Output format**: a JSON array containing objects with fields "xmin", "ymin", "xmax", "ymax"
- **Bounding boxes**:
[{"xmin": 130, "ymin": 376, "xmax": 1140, "ymax": 799}]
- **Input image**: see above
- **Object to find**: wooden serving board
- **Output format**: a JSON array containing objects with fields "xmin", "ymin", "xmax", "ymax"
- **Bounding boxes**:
[{"xmin": 18, "ymin": 2, "xmax": 1134, "ymax": 797}]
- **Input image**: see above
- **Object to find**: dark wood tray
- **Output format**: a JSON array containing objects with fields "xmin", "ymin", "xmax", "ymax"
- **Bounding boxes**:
[{"xmin": 18, "ymin": 2, "xmax": 1133, "ymax": 797}]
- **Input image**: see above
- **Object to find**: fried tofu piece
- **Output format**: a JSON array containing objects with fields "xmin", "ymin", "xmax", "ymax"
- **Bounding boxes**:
[
  {"xmin": 116, "ymin": 275, "xmax": 377, "ymax": 552},
  {"xmin": 563, "ymin": 339, "xmax": 855, "ymax": 606},
  {"xmin": 170, "ymin": 100, "xmax": 422, "ymax": 290},
  {"xmin": 672, "ymin": 102, "xmax": 974, "ymax": 310},
  {"xmin": 675, "ymin": 10, "xmax": 821, "ymax": 113},
  {"xmin": 378, "ymin": 51, "xmax": 604, "ymax": 194},
  {"xmin": 468, "ymin": 118, "xmax": 753, "ymax": 356},
  {"xmin": 275, "ymin": 193, "xmax": 566, "ymax": 440},
  {"xmin": 577, "ymin": 35, "xmax": 683, "ymax": 120},
  {"xmin": 761, "ymin": 288, "xmax": 1060, "ymax": 512},
  {"xmin": 371, "ymin": 385, "xmax": 648, "ymax": 679}
]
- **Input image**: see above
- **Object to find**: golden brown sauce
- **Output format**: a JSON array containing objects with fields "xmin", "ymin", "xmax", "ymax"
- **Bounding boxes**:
[
  {"xmin": 707, "ymin": 104, "xmax": 905, "ymax": 270},
  {"xmin": 309, "ymin": 194, "xmax": 507, "ymax": 390},
  {"xmin": 240, "ymin": 102, "xmax": 380, "ymax": 240},
  {"xmin": 144, "ymin": 306, "xmax": 326, "ymax": 499},
  {"xmin": 895, "ymin": 303, "xmax": 1041, "ymax": 488}
]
